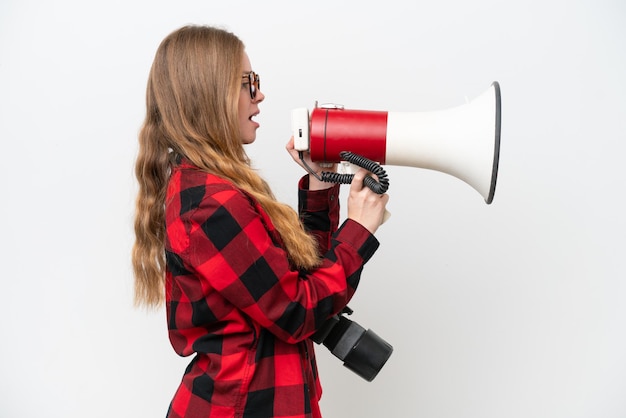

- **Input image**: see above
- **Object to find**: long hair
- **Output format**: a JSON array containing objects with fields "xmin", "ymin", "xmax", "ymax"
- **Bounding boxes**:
[{"xmin": 133, "ymin": 25, "xmax": 320, "ymax": 308}]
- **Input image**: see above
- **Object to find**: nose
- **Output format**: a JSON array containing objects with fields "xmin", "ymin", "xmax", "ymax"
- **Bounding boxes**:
[{"xmin": 254, "ymin": 89, "xmax": 265, "ymax": 103}]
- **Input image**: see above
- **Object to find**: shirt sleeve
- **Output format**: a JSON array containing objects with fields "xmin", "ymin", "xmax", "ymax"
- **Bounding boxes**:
[
  {"xmin": 297, "ymin": 175, "xmax": 341, "ymax": 254},
  {"xmin": 168, "ymin": 179, "xmax": 379, "ymax": 345}
]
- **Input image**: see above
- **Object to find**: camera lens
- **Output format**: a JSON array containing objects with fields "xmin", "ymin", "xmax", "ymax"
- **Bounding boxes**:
[
  {"xmin": 314, "ymin": 314, "xmax": 393, "ymax": 381},
  {"xmin": 342, "ymin": 328, "xmax": 393, "ymax": 382}
]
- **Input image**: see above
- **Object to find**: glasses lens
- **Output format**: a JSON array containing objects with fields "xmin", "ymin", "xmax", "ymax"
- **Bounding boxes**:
[
  {"xmin": 243, "ymin": 72, "xmax": 260, "ymax": 100},
  {"xmin": 249, "ymin": 73, "xmax": 256, "ymax": 99}
]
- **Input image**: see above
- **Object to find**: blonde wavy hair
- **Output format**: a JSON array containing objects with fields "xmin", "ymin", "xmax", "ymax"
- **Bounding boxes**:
[{"xmin": 133, "ymin": 25, "xmax": 320, "ymax": 308}]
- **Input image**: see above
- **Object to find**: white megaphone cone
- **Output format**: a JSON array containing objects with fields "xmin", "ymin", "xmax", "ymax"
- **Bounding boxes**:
[{"xmin": 291, "ymin": 81, "xmax": 502, "ymax": 204}]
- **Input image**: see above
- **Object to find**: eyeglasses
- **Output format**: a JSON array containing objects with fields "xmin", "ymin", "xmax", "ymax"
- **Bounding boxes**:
[{"xmin": 242, "ymin": 71, "xmax": 261, "ymax": 100}]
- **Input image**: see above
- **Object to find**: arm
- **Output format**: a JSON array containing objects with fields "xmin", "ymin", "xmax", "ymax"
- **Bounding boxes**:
[{"xmin": 167, "ymin": 179, "xmax": 378, "ymax": 345}]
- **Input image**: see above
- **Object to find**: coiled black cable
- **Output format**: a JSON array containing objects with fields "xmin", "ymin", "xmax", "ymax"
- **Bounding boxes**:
[{"xmin": 299, "ymin": 151, "xmax": 389, "ymax": 194}]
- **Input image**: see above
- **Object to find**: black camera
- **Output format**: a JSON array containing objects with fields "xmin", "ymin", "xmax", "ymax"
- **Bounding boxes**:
[{"xmin": 311, "ymin": 307, "xmax": 393, "ymax": 381}]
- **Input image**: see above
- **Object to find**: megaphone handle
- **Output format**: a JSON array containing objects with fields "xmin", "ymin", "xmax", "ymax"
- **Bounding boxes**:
[
  {"xmin": 320, "ymin": 151, "xmax": 390, "ymax": 194},
  {"xmin": 325, "ymin": 153, "xmax": 391, "ymax": 224},
  {"xmin": 298, "ymin": 151, "xmax": 391, "ymax": 225},
  {"xmin": 332, "ymin": 160, "xmax": 391, "ymax": 224},
  {"xmin": 298, "ymin": 151, "xmax": 390, "ymax": 194},
  {"xmin": 382, "ymin": 209, "xmax": 391, "ymax": 224}
]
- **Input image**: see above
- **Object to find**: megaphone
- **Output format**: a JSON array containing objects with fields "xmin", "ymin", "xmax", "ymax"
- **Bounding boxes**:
[{"xmin": 291, "ymin": 81, "xmax": 501, "ymax": 204}]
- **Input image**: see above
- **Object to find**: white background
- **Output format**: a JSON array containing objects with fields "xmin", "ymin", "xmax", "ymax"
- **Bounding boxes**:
[{"xmin": 1, "ymin": 1, "xmax": 625, "ymax": 417}]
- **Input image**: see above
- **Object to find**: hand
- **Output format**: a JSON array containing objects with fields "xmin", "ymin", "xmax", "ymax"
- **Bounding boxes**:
[
  {"xmin": 286, "ymin": 137, "xmax": 336, "ymax": 190},
  {"xmin": 346, "ymin": 169, "xmax": 390, "ymax": 234}
]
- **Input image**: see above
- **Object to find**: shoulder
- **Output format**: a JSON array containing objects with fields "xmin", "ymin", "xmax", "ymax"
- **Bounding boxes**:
[
  {"xmin": 169, "ymin": 165, "xmax": 235, "ymax": 193},
  {"xmin": 167, "ymin": 167, "xmax": 253, "ymax": 216}
]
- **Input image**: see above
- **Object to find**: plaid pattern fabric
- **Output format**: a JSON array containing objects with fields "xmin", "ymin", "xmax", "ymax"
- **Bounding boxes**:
[{"xmin": 164, "ymin": 160, "xmax": 379, "ymax": 418}]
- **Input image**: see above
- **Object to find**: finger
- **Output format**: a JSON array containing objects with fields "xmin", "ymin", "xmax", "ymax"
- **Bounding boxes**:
[
  {"xmin": 350, "ymin": 169, "xmax": 367, "ymax": 192},
  {"xmin": 286, "ymin": 136, "xmax": 295, "ymax": 151}
]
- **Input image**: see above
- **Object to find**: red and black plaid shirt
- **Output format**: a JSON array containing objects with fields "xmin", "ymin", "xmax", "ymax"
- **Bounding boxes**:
[{"xmin": 164, "ymin": 159, "xmax": 379, "ymax": 418}]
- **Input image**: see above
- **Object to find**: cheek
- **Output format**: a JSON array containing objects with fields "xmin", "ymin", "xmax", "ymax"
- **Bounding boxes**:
[
  {"xmin": 239, "ymin": 107, "xmax": 249, "ymax": 123},
  {"xmin": 237, "ymin": 89, "xmax": 247, "ymax": 112},
  {"xmin": 238, "ymin": 104, "xmax": 248, "ymax": 127}
]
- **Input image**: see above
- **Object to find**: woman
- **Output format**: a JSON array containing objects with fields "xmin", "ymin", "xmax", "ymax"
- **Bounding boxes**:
[{"xmin": 133, "ymin": 25, "xmax": 389, "ymax": 418}]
